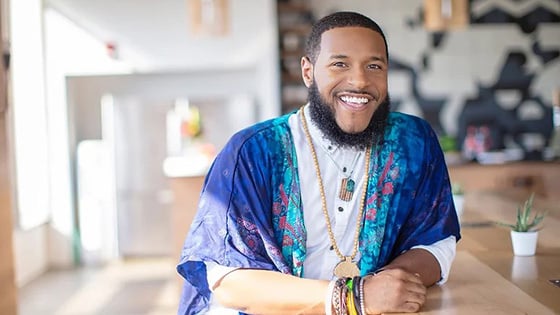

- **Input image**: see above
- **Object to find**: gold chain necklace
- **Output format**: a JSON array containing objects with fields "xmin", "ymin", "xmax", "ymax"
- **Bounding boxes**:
[{"xmin": 299, "ymin": 107, "xmax": 371, "ymax": 278}]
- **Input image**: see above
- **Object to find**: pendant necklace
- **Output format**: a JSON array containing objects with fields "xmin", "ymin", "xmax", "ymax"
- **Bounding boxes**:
[
  {"xmin": 338, "ymin": 157, "xmax": 359, "ymax": 202},
  {"xmin": 300, "ymin": 107, "xmax": 371, "ymax": 278},
  {"xmin": 323, "ymin": 148, "xmax": 361, "ymax": 202}
]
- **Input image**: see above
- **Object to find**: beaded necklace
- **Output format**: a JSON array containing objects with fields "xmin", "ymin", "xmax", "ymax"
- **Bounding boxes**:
[{"xmin": 299, "ymin": 107, "xmax": 371, "ymax": 278}]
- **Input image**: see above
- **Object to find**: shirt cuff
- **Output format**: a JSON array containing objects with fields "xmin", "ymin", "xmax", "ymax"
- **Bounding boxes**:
[
  {"xmin": 411, "ymin": 235, "xmax": 457, "ymax": 284},
  {"xmin": 205, "ymin": 261, "xmax": 240, "ymax": 291}
]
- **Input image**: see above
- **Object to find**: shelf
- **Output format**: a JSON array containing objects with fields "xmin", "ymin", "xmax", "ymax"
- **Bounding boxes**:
[
  {"xmin": 281, "ymin": 50, "xmax": 305, "ymax": 58},
  {"xmin": 277, "ymin": 0, "xmax": 314, "ymax": 114},
  {"xmin": 282, "ymin": 71, "xmax": 303, "ymax": 81},
  {"xmin": 279, "ymin": 25, "xmax": 311, "ymax": 35}
]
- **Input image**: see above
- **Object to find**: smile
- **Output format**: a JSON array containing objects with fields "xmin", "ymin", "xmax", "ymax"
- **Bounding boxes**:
[
  {"xmin": 338, "ymin": 94, "xmax": 374, "ymax": 111},
  {"xmin": 340, "ymin": 95, "xmax": 369, "ymax": 104}
]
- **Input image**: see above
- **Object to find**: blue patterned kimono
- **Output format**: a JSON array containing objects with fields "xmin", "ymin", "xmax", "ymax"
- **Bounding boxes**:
[{"xmin": 177, "ymin": 111, "xmax": 461, "ymax": 314}]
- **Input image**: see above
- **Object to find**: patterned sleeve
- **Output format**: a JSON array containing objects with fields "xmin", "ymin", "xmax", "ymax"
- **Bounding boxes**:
[
  {"xmin": 392, "ymin": 118, "xmax": 461, "ymax": 257},
  {"xmin": 176, "ymin": 126, "xmax": 290, "ymax": 314}
]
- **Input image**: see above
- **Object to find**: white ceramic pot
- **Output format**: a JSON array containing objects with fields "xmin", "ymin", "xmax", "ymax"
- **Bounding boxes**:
[
  {"xmin": 452, "ymin": 194, "xmax": 464, "ymax": 220},
  {"xmin": 510, "ymin": 231, "xmax": 538, "ymax": 256}
]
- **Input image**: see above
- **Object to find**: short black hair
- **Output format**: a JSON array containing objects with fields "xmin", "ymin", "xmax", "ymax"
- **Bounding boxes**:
[{"xmin": 305, "ymin": 11, "xmax": 389, "ymax": 64}]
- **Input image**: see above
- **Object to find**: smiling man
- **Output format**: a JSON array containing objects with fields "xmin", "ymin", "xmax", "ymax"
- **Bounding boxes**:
[{"xmin": 177, "ymin": 11, "xmax": 460, "ymax": 315}]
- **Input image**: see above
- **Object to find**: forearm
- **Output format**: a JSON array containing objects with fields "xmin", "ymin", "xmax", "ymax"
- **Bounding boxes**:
[
  {"xmin": 383, "ymin": 248, "xmax": 441, "ymax": 286},
  {"xmin": 213, "ymin": 269, "xmax": 330, "ymax": 314}
]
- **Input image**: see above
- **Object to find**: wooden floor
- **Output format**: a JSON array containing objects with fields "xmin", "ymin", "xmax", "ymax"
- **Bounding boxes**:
[{"xmin": 18, "ymin": 258, "xmax": 180, "ymax": 315}]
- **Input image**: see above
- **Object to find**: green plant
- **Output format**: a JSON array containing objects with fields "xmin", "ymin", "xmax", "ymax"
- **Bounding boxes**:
[
  {"xmin": 439, "ymin": 135, "xmax": 457, "ymax": 153},
  {"xmin": 496, "ymin": 193, "xmax": 546, "ymax": 232},
  {"xmin": 451, "ymin": 183, "xmax": 464, "ymax": 195}
]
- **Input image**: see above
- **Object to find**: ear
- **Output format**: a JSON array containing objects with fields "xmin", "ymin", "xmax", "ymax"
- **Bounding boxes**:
[{"xmin": 301, "ymin": 56, "xmax": 314, "ymax": 88}]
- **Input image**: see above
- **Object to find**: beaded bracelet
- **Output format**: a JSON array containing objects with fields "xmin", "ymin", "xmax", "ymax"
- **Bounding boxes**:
[
  {"xmin": 359, "ymin": 276, "xmax": 366, "ymax": 315},
  {"xmin": 329, "ymin": 276, "xmax": 370, "ymax": 315},
  {"xmin": 325, "ymin": 277, "xmax": 362, "ymax": 315}
]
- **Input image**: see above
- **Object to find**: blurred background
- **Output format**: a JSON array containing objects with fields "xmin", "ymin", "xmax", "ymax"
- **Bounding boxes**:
[{"xmin": 0, "ymin": 0, "xmax": 559, "ymax": 314}]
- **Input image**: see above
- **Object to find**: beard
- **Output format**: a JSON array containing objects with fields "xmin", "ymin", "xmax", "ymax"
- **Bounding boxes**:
[{"xmin": 307, "ymin": 82, "xmax": 391, "ymax": 150}]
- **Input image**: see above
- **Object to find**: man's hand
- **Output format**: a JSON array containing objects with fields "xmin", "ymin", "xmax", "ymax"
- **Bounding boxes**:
[{"xmin": 362, "ymin": 268, "xmax": 427, "ymax": 314}]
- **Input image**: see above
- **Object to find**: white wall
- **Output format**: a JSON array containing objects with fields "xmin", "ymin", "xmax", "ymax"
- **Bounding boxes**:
[
  {"xmin": 9, "ymin": 0, "xmax": 51, "ymax": 287},
  {"xmin": 46, "ymin": 0, "xmax": 279, "ymax": 73}
]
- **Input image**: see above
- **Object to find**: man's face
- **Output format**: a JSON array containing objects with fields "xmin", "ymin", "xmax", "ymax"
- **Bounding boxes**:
[{"xmin": 302, "ymin": 26, "xmax": 388, "ymax": 134}]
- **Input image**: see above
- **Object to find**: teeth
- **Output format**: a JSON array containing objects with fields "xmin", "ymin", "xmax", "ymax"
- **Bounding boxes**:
[{"xmin": 340, "ymin": 96, "xmax": 369, "ymax": 104}]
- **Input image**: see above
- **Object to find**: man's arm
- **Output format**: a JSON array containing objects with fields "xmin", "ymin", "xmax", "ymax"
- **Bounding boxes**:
[
  {"xmin": 212, "ymin": 249, "xmax": 439, "ymax": 315},
  {"xmin": 384, "ymin": 248, "xmax": 442, "ymax": 286},
  {"xmin": 213, "ymin": 269, "xmax": 329, "ymax": 314},
  {"xmin": 361, "ymin": 248, "xmax": 440, "ymax": 314}
]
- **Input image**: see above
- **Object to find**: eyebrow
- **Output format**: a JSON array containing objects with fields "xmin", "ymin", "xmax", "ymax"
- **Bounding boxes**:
[
  {"xmin": 370, "ymin": 56, "xmax": 387, "ymax": 64},
  {"xmin": 329, "ymin": 54, "xmax": 387, "ymax": 64}
]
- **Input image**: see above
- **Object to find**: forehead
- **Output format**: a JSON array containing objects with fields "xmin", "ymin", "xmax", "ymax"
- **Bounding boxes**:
[{"xmin": 318, "ymin": 26, "xmax": 387, "ymax": 60}]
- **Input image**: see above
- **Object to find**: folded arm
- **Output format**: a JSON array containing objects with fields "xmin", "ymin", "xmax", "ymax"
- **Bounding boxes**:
[
  {"xmin": 213, "ymin": 269, "xmax": 329, "ymax": 314},
  {"xmin": 210, "ymin": 236, "xmax": 455, "ymax": 314},
  {"xmin": 350, "ymin": 236, "xmax": 456, "ymax": 313},
  {"xmin": 212, "ymin": 249, "xmax": 435, "ymax": 315}
]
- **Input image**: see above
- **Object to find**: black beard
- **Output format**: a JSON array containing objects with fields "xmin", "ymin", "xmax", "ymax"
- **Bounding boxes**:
[{"xmin": 308, "ymin": 83, "xmax": 390, "ymax": 150}]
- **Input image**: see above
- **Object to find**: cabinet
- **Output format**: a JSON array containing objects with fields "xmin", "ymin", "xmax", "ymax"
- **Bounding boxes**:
[
  {"xmin": 169, "ymin": 175, "xmax": 205, "ymax": 268},
  {"xmin": 277, "ymin": 1, "xmax": 314, "ymax": 113}
]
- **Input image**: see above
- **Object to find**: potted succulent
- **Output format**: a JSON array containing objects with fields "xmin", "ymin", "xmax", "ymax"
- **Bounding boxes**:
[
  {"xmin": 496, "ymin": 193, "xmax": 546, "ymax": 256},
  {"xmin": 451, "ymin": 183, "xmax": 465, "ymax": 220}
]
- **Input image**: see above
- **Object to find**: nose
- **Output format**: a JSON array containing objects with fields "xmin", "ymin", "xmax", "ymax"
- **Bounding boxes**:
[{"xmin": 348, "ymin": 67, "xmax": 369, "ymax": 90}]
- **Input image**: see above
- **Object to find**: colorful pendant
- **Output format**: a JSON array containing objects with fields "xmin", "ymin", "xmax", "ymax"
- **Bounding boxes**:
[{"xmin": 339, "ymin": 177, "xmax": 355, "ymax": 201}]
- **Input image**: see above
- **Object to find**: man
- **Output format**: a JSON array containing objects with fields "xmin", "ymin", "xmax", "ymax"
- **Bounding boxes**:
[{"xmin": 177, "ymin": 11, "xmax": 460, "ymax": 314}]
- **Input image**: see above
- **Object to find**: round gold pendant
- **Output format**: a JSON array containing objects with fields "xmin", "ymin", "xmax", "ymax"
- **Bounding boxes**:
[{"xmin": 333, "ymin": 257, "xmax": 360, "ymax": 278}]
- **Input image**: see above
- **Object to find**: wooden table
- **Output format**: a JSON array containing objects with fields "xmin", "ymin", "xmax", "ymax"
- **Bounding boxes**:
[
  {"xmin": 168, "ymin": 175, "xmax": 560, "ymax": 314},
  {"xmin": 409, "ymin": 191, "xmax": 560, "ymax": 314},
  {"xmin": 416, "ymin": 251, "xmax": 557, "ymax": 314}
]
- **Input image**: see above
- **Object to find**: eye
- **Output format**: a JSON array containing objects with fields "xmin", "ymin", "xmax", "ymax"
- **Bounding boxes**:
[
  {"xmin": 332, "ymin": 61, "xmax": 347, "ymax": 68},
  {"xmin": 368, "ymin": 64, "xmax": 382, "ymax": 70}
]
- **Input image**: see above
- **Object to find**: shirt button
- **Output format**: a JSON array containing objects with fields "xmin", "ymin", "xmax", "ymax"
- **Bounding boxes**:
[
  {"xmin": 329, "ymin": 245, "xmax": 334, "ymax": 250},
  {"xmin": 338, "ymin": 207, "xmax": 344, "ymax": 212}
]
